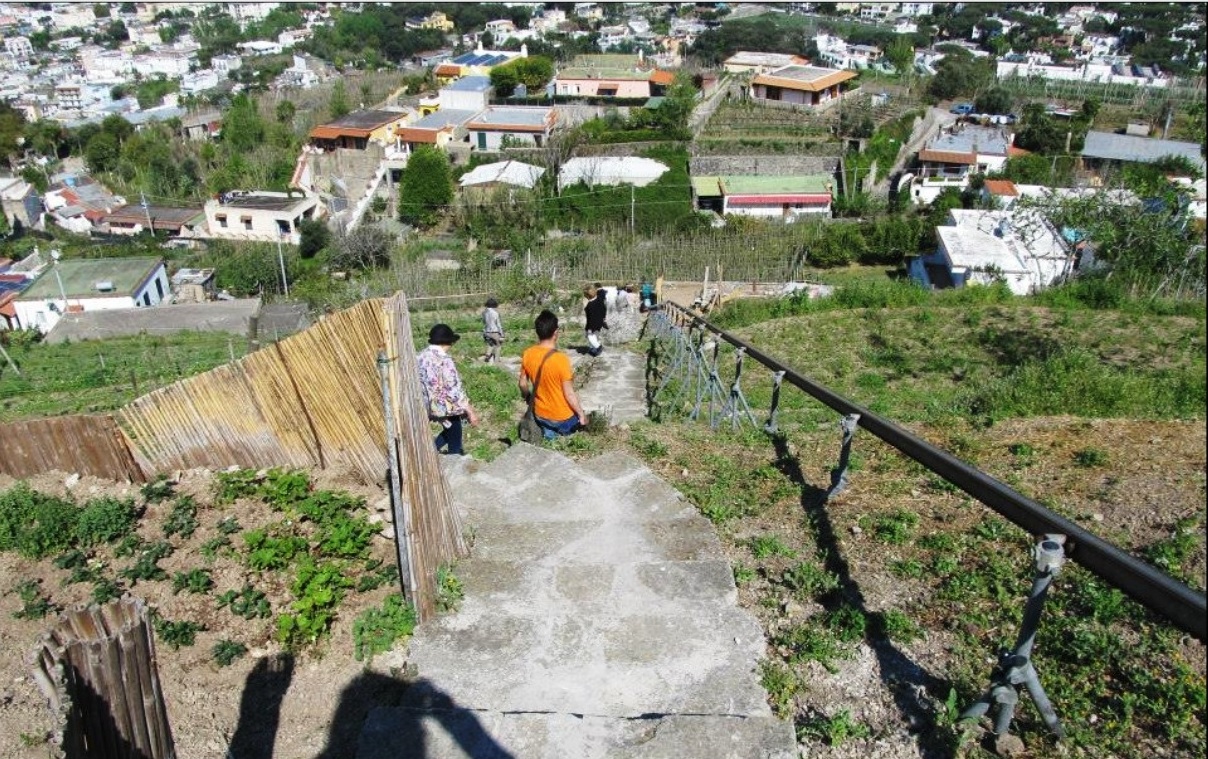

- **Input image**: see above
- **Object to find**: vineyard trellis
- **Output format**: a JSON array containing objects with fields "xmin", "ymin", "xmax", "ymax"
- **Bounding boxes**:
[{"xmin": 996, "ymin": 73, "xmax": 1206, "ymax": 108}]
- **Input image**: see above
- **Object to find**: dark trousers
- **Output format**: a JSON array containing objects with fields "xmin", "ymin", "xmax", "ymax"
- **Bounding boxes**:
[{"xmin": 434, "ymin": 416, "xmax": 464, "ymax": 455}]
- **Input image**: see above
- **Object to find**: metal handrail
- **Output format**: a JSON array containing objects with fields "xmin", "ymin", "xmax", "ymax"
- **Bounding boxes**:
[{"xmin": 656, "ymin": 301, "xmax": 1207, "ymax": 642}]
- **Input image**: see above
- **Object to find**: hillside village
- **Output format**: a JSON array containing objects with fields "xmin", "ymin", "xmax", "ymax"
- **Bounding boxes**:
[{"xmin": 0, "ymin": 1, "xmax": 1203, "ymax": 334}]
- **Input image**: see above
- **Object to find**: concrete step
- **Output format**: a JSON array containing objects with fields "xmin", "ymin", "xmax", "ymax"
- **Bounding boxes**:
[
  {"xmin": 359, "ymin": 707, "xmax": 796, "ymax": 759},
  {"xmin": 369, "ymin": 437, "xmax": 798, "ymax": 759}
]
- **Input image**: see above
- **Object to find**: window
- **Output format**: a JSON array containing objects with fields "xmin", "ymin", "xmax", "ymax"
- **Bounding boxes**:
[
  {"xmin": 155, "ymin": 279, "xmax": 163, "ymax": 299},
  {"xmin": 241, "ymin": 215, "xmax": 253, "ymax": 230},
  {"xmin": 216, "ymin": 214, "xmax": 227, "ymax": 228},
  {"xmin": 277, "ymin": 220, "xmax": 290, "ymax": 236}
]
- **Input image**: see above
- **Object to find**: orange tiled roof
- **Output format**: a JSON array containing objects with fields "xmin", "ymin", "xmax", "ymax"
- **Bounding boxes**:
[
  {"xmin": 310, "ymin": 125, "xmax": 372, "ymax": 139},
  {"xmin": 919, "ymin": 149, "xmax": 978, "ymax": 165},
  {"xmin": 434, "ymin": 63, "xmax": 461, "ymax": 76},
  {"xmin": 397, "ymin": 128, "xmax": 439, "ymax": 143},
  {"xmin": 751, "ymin": 67, "xmax": 856, "ymax": 92},
  {"xmin": 983, "ymin": 179, "xmax": 1020, "ymax": 196},
  {"xmin": 1008, "ymin": 145, "xmax": 1032, "ymax": 157},
  {"xmin": 649, "ymin": 70, "xmax": 675, "ymax": 85}
]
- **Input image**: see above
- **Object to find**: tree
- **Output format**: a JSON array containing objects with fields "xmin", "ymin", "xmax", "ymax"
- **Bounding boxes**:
[
  {"xmin": 93, "ymin": 3, "xmax": 110, "ymax": 18},
  {"xmin": 221, "ymin": 94, "xmax": 265, "ymax": 153},
  {"xmin": 1014, "ymin": 104, "xmax": 1066, "ymax": 154},
  {"xmin": 276, "ymin": 100, "xmax": 297, "ymax": 125},
  {"xmin": 398, "ymin": 146, "xmax": 453, "ymax": 228},
  {"xmin": 1019, "ymin": 180, "xmax": 1205, "ymax": 299},
  {"xmin": 85, "ymin": 132, "xmax": 121, "ymax": 173},
  {"xmin": 0, "ymin": 103, "xmax": 26, "ymax": 167},
  {"xmin": 330, "ymin": 223, "xmax": 394, "ymax": 271},
  {"xmin": 885, "ymin": 37, "xmax": 915, "ymax": 79},
  {"xmin": 298, "ymin": 218, "xmax": 330, "ymax": 259},
  {"xmin": 489, "ymin": 56, "xmax": 554, "ymax": 97},
  {"xmin": 974, "ymin": 87, "xmax": 1012, "ymax": 116},
  {"xmin": 927, "ymin": 53, "xmax": 994, "ymax": 101},
  {"xmin": 329, "ymin": 81, "xmax": 350, "ymax": 119}
]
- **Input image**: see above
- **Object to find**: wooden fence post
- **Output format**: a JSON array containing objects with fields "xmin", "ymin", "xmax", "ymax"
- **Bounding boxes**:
[{"xmin": 29, "ymin": 597, "xmax": 176, "ymax": 759}]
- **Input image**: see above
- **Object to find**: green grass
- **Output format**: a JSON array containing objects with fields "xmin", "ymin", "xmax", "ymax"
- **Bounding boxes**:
[{"xmin": 0, "ymin": 331, "xmax": 249, "ymax": 421}]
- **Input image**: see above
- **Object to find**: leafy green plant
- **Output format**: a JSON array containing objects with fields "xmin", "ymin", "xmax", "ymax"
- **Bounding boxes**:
[
  {"xmin": 798, "ymin": 709, "xmax": 871, "ymax": 745},
  {"xmin": 1074, "ymin": 447, "xmax": 1110, "ymax": 468},
  {"xmin": 355, "ymin": 559, "xmax": 400, "ymax": 593},
  {"xmin": 733, "ymin": 564, "xmax": 756, "ymax": 585},
  {"xmin": 216, "ymin": 516, "xmax": 242, "ymax": 534},
  {"xmin": 748, "ymin": 534, "xmax": 795, "ymax": 559},
  {"xmin": 0, "ymin": 486, "xmax": 78, "ymax": 560},
  {"xmin": 889, "ymin": 558, "xmax": 924, "ymax": 579},
  {"xmin": 212, "ymin": 639, "xmax": 248, "ymax": 667},
  {"xmin": 276, "ymin": 558, "xmax": 350, "ymax": 650},
  {"xmin": 243, "ymin": 528, "xmax": 307, "ymax": 571},
  {"xmin": 119, "ymin": 540, "xmax": 173, "ymax": 583},
  {"xmin": 153, "ymin": 616, "xmax": 205, "ymax": 649},
  {"xmin": 823, "ymin": 604, "xmax": 867, "ymax": 643},
  {"xmin": 862, "ymin": 508, "xmax": 919, "ymax": 544},
  {"xmin": 217, "ymin": 584, "xmax": 271, "ymax": 619},
  {"xmin": 113, "ymin": 533, "xmax": 145, "ymax": 558},
  {"xmin": 435, "ymin": 563, "xmax": 464, "ymax": 613},
  {"xmin": 780, "ymin": 561, "xmax": 839, "ymax": 599},
  {"xmin": 353, "ymin": 594, "xmax": 418, "ymax": 662},
  {"xmin": 171, "ymin": 568, "xmax": 214, "ymax": 595},
  {"xmin": 760, "ymin": 660, "xmax": 798, "ymax": 718},
  {"xmin": 1145, "ymin": 517, "xmax": 1200, "ymax": 583},
  {"xmin": 162, "ymin": 495, "xmax": 199, "ymax": 539},
  {"xmin": 629, "ymin": 430, "xmax": 668, "ymax": 458},
  {"xmin": 1008, "ymin": 442, "xmax": 1036, "ymax": 466},
  {"xmin": 877, "ymin": 609, "xmax": 922, "ymax": 644},
  {"xmin": 90, "ymin": 577, "xmax": 125, "ymax": 604},
  {"xmin": 200, "ymin": 535, "xmax": 233, "ymax": 560},
  {"xmin": 315, "ymin": 513, "xmax": 376, "ymax": 560},
  {"xmin": 75, "ymin": 497, "xmax": 139, "ymax": 547},
  {"xmin": 213, "ymin": 469, "xmax": 263, "ymax": 505},
  {"xmin": 140, "ymin": 476, "xmax": 175, "ymax": 504},
  {"xmin": 9, "ymin": 579, "xmax": 59, "ymax": 620},
  {"xmin": 774, "ymin": 623, "xmax": 846, "ymax": 672}
]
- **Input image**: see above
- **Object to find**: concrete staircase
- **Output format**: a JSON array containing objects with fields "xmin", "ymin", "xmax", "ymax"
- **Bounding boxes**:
[{"xmin": 357, "ymin": 444, "xmax": 795, "ymax": 759}]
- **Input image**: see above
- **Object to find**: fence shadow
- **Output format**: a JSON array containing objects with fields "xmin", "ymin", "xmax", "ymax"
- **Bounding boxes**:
[
  {"xmin": 769, "ymin": 433, "xmax": 954, "ymax": 757},
  {"xmin": 328, "ymin": 673, "xmax": 515, "ymax": 759}
]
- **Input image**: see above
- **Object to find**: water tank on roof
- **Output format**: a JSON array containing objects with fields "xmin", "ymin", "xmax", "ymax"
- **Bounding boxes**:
[{"xmin": 94, "ymin": 280, "xmax": 114, "ymax": 292}]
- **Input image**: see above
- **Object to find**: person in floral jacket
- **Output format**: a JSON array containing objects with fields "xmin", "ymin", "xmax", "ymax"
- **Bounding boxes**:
[{"xmin": 416, "ymin": 323, "xmax": 478, "ymax": 455}]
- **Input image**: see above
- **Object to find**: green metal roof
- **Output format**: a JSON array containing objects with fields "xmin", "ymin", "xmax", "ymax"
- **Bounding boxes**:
[
  {"xmin": 19, "ymin": 256, "xmax": 162, "ymax": 300},
  {"xmin": 720, "ymin": 175, "xmax": 833, "ymax": 194},
  {"xmin": 692, "ymin": 176, "xmax": 724, "ymax": 197}
]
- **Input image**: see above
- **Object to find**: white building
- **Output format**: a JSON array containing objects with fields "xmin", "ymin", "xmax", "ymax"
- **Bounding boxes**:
[
  {"xmin": 228, "ymin": 2, "xmax": 280, "ymax": 28},
  {"xmin": 558, "ymin": 157, "xmax": 669, "ymax": 191},
  {"xmin": 180, "ymin": 69, "xmax": 219, "ymax": 96},
  {"xmin": 439, "ymin": 75, "xmax": 493, "ymax": 112},
  {"xmin": 899, "ymin": 2, "xmax": 934, "ymax": 15},
  {"xmin": 3, "ymin": 36, "xmax": 32, "ymax": 60},
  {"xmin": 910, "ymin": 208, "xmax": 1072, "ymax": 295},
  {"xmin": 13, "ymin": 256, "xmax": 170, "ymax": 334},
  {"xmin": 202, "ymin": 191, "xmax": 322, "ymax": 245},
  {"xmin": 211, "ymin": 54, "xmax": 243, "ymax": 77}
]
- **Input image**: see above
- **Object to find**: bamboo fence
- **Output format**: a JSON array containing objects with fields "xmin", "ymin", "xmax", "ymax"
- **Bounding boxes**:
[
  {"xmin": 0, "ymin": 415, "xmax": 144, "ymax": 482},
  {"xmin": 382, "ymin": 291, "xmax": 468, "ymax": 620},
  {"xmin": 30, "ymin": 597, "xmax": 175, "ymax": 759}
]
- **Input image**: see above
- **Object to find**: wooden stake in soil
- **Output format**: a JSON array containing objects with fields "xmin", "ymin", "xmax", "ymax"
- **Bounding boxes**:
[{"xmin": 29, "ymin": 597, "xmax": 176, "ymax": 759}]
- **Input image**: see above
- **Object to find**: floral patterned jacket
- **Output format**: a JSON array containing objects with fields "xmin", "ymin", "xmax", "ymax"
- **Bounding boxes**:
[{"xmin": 416, "ymin": 345, "xmax": 468, "ymax": 419}]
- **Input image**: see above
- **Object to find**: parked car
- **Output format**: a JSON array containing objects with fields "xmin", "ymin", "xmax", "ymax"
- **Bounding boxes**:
[{"xmin": 950, "ymin": 103, "xmax": 974, "ymax": 115}]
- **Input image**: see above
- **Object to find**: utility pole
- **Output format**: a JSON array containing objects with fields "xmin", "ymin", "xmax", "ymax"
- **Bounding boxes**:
[
  {"xmin": 630, "ymin": 184, "xmax": 635, "ymax": 236},
  {"xmin": 276, "ymin": 231, "xmax": 290, "ymax": 298},
  {"xmin": 140, "ymin": 191, "xmax": 153, "ymax": 234}
]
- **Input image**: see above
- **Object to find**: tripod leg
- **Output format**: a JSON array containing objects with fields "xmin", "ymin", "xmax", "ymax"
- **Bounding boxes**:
[
  {"xmin": 1021, "ymin": 664, "xmax": 1066, "ymax": 739},
  {"xmin": 960, "ymin": 688, "xmax": 995, "ymax": 722}
]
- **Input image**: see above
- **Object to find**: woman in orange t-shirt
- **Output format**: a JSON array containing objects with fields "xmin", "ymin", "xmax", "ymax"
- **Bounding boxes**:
[{"xmin": 518, "ymin": 310, "xmax": 588, "ymax": 439}]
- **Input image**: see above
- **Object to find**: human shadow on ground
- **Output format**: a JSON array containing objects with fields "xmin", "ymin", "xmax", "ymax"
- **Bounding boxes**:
[
  {"xmin": 319, "ymin": 673, "xmax": 515, "ymax": 759},
  {"xmin": 769, "ymin": 433, "xmax": 955, "ymax": 758},
  {"xmin": 228, "ymin": 652, "xmax": 294, "ymax": 759}
]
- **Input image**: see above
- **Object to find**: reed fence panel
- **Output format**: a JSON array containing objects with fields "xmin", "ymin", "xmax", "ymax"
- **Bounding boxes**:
[
  {"xmin": 383, "ymin": 292, "xmax": 469, "ymax": 620},
  {"xmin": 0, "ymin": 415, "xmax": 144, "ymax": 482}
]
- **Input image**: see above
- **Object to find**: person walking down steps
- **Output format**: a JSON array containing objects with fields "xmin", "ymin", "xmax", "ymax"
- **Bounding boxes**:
[
  {"xmin": 584, "ymin": 285, "xmax": 609, "ymax": 357},
  {"xmin": 519, "ymin": 310, "xmax": 588, "ymax": 440},
  {"xmin": 481, "ymin": 297, "xmax": 504, "ymax": 364},
  {"xmin": 417, "ymin": 324, "xmax": 479, "ymax": 455}
]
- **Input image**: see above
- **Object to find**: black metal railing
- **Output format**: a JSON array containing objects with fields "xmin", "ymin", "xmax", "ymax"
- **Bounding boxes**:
[{"xmin": 652, "ymin": 300, "xmax": 1206, "ymax": 642}]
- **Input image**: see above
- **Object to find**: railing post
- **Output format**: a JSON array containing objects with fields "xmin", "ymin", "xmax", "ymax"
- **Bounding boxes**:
[
  {"xmin": 826, "ymin": 413, "xmax": 861, "ymax": 499},
  {"xmin": 764, "ymin": 370, "xmax": 786, "ymax": 434},
  {"xmin": 962, "ymin": 534, "xmax": 1067, "ymax": 743}
]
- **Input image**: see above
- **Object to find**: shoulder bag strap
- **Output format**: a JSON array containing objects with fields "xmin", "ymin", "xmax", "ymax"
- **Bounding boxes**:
[{"xmin": 527, "ymin": 349, "xmax": 557, "ymax": 412}]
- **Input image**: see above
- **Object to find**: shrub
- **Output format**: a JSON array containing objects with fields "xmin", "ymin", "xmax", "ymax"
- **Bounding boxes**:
[{"xmin": 75, "ymin": 497, "xmax": 138, "ymax": 548}]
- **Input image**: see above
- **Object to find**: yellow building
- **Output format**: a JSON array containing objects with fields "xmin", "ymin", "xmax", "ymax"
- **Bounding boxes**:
[{"xmin": 408, "ymin": 11, "xmax": 455, "ymax": 32}]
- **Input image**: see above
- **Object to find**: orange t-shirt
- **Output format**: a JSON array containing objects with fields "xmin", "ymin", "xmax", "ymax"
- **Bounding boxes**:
[{"xmin": 521, "ymin": 345, "xmax": 574, "ymax": 422}]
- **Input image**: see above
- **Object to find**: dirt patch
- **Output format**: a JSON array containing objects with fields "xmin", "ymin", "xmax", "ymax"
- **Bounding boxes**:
[{"xmin": 0, "ymin": 467, "xmax": 402, "ymax": 759}]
